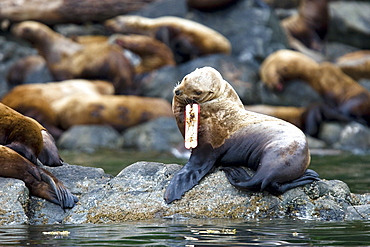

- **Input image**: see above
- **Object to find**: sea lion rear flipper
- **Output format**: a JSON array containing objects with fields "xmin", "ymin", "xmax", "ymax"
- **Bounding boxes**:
[
  {"xmin": 267, "ymin": 169, "xmax": 320, "ymax": 195},
  {"xmin": 164, "ymin": 145, "xmax": 217, "ymax": 204}
]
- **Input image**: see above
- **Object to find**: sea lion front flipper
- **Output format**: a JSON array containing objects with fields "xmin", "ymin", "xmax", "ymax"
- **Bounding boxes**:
[
  {"xmin": 267, "ymin": 169, "xmax": 320, "ymax": 195},
  {"xmin": 164, "ymin": 144, "xmax": 217, "ymax": 204},
  {"xmin": 37, "ymin": 168, "xmax": 78, "ymax": 209}
]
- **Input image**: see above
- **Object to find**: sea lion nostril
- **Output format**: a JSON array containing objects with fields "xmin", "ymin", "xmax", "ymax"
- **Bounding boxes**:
[{"xmin": 175, "ymin": 89, "xmax": 181, "ymax": 95}]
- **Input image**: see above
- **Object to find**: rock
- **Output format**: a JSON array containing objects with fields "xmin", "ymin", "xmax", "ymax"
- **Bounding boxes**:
[
  {"xmin": 328, "ymin": 1, "xmax": 370, "ymax": 49},
  {"xmin": 335, "ymin": 122, "xmax": 370, "ymax": 153},
  {"xmin": 0, "ymin": 161, "xmax": 368, "ymax": 225},
  {"xmin": 122, "ymin": 117, "xmax": 183, "ymax": 152},
  {"xmin": 57, "ymin": 125, "xmax": 124, "ymax": 152},
  {"xmin": 0, "ymin": 178, "xmax": 29, "ymax": 225}
]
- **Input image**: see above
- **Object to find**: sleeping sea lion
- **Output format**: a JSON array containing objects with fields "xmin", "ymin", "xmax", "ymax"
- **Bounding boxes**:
[
  {"xmin": 11, "ymin": 21, "xmax": 135, "ymax": 95},
  {"xmin": 1, "ymin": 79, "xmax": 114, "ymax": 138},
  {"xmin": 0, "ymin": 145, "xmax": 78, "ymax": 209},
  {"xmin": 104, "ymin": 15, "xmax": 231, "ymax": 64},
  {"xmin": 260, "ymin": 49, "xmax": 370, "ymax": 126},
  {"xmin": 52, "ymin": 94, "xmax": 173, "ymax": 131},
  {"xmin": 0, "ymin": 102, "xmax": 63, "ymax": 167},
  {"xmin": 165, "ymin": 66, "xmax": 319, "ymax": 203}
]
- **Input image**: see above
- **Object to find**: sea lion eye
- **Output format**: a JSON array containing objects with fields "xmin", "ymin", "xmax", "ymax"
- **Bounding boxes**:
[{"xmin": 195, "ymin": 91, "xmax": 202, "ymax": 95}]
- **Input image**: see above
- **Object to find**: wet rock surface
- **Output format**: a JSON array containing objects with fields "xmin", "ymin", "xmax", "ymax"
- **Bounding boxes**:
[{"xmin": 0, "ymin": 162, "xmax": 369, "ymax": 225}]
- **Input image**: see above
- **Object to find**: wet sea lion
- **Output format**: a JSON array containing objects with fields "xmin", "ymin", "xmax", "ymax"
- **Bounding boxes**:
[
  {"xmin": 0, "ymin": 145, "xmax": 78, "ymax": 209},
  {"xmin": 260, "ymin": 49, "xmax": 370, "ymax": 126},
  {"xmin": 11, "ymin": 21, "xmax": 135, "ymax": 94},
  {"xmin": 165, "ymin": 66, "xmax": 319, "ymax": 203},
  {"xmin": 0, "ymin": 102, "xmax": 63, "ymax": 167},
  {"xmin": 105, "ymin": 15, "xmax": 231, "ymax": 64}
]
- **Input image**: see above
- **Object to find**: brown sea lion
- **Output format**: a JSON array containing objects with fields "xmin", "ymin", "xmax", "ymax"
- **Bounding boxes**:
[
  {"xmin": 105, "ymin": 15, "xmax": 231, "ymax": 64},
  {"xmin": 0, "ymin": 103, "xmax": 63, "ymax": 167},
  {"xmin": 11, "ymin": 21, "xmax": 136, "ymax": 94},
  {"xmin": 165, "ymin": 66, "xmax": 319, "ymax": 203},
  {"xmin": 52, "ymin": 94, "xmax": 173, "ymax": 131},
  {"xmin": 109, "ymin": 34, "xmax": 176, "ymax": 74},
  {"xmin": 281, "ymin": 0, "xmax": 329, "ymax": 61},
  {"xmin": 0, "ymin": 145, "xmax": 78, "ymax": 209},
  {"xmin": 0, "ymin": 0, "xmax": 159, "ymax": 25},
  {"xmin": 260, "ymin": 49, "xmax": 370, "ymax": 126},
  {"xmin": 1, "ymin": 79, "xmax": 114, "ymax": 138},
  {"xmin": 336, "ymin": 50, "xmax": 370, "ymax": 81}
]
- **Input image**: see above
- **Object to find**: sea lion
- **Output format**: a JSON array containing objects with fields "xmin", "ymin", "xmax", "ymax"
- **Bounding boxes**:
[
  {"xmin": 260, "ymin": 49, "xmax": 319, "ymax": 91},
  {"xmin": 1, "ymin": 79, "xmax": 114, "ymax": 138},
  {"xmin": 282, "ymin": 0, "xmax": 329, "ymax": 51},
  {"xmin": 0, "ymin": 145, "xmax": 78, "ymax": 209},
  {"xmin": 52, "ymin": 94, "xmax": 173, "ymax": 131},
  {"xmin": 0, "ymin": 102, "xmax": 63, "ymax": 167},
  {"xmin": 11, "ymin": 21, "xmax": 136, "ymax": 94},
  {"xmin": 260, "ymin": 49, "xmax": 370, "ymax": 126},
  {"xmin": 165, "ymin": 66, "xmax": 319, "ymax": 203},
  {"xmin": 281, "ymin": 0, "xmax": 329, "ymax": 61},
  {"xmin": 109, "ymin": 34, "xmax": 176, "ymax": 74},
  {"xmin": 336, "ymin": 50, "xmax": 370, "ymax": 81},
  {"xmin": 105, "ymin": 15, "xmax": 231, "ymax": 64}
]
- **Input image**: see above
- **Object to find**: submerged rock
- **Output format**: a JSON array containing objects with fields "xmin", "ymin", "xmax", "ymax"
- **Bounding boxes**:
[{"xmin": 0, "ymin": 161, "xmax": 368, "ymax": 225}]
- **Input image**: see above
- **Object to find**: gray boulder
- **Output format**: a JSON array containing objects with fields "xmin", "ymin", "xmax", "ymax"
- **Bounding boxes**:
[
  {"xmin": 58, "ymin": 125, "xmax": 124, "ymax": 152},
  {"xmin": 1, "ymin": 161, "xmax": 368, "ymax": 225},
  {"xmin": 328, "ymin": 1, "xmax": 370, "ymax": 49},
  {"xmin": 122, "ymin": 117, "xmax": 183, "ymax": 153}
]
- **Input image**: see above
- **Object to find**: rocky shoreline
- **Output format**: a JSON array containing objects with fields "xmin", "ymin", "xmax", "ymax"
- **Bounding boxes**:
[{"xmin": 0, "ymin": 161, "xmax": 369, "ymax": 225}]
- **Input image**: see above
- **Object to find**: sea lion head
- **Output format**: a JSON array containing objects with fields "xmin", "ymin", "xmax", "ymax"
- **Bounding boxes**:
[
  {"xmin": 173, "ymin": 67, "xmax": 226, "ymax": 104},
  {"xmin": 11, "ymin": 21, "xmax": 49, "ymax": 44}
]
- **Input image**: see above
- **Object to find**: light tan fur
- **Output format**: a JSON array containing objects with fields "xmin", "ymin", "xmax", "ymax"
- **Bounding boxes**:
[
  {"xmin": 336, "ymin": 50, "xmax": 370, "ymax": 81},
  {"xmin": 105, "ymin": 15, "xmax": 231, "ymax": 56},
  {"xmin": 52, "ymin": 94, "xmax": 173, "ymax": 130},
  {"xmin": 260, "ymin": 49, "xmax": 319, "ymax": 90}
]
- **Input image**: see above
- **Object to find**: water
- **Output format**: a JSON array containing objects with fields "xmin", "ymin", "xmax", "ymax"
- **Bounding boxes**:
[
  {"xmin": 0, "ymin": 219, "xmax": 369, "ymax": 246},
  {"xmin": 1, "ymin": 149, "xmax": 370, "ymax": 246}
]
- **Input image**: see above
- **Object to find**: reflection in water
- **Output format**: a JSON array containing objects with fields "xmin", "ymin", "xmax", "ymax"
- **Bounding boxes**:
[{"xmin": 0, "ymin": 219, "xmax": 369, "ymax": 246}]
